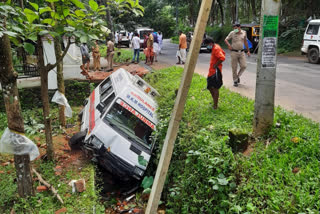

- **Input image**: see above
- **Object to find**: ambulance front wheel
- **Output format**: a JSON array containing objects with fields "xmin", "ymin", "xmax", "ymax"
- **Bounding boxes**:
[{"xmin": 69, "ymin": 131, "xmax": 86, "ymax": 150}]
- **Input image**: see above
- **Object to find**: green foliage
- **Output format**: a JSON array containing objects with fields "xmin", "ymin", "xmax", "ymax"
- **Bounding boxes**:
[
  {"xmin": 144, "ymin": 66, "xmax": 320, "ymax": 213},
  {"xmin": 141, "ymin": 176, "xmax": 154, "ymax": 189},
  {"xmin": 278, "ymin": 27, "xmax": 305, "ymax": 53},
  {"xmin": 0, "ymin": 80, "xmax": 91, "ymax": 113},
  {"xmin": 206, "ymin": 25, "xmax": 233, "ymax": 45}
]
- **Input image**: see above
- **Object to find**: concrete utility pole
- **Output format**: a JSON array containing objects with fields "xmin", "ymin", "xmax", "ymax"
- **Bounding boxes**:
[
  {"xmin": 145, "ymin": 0, "xmax": 215, "ymax": 213},
  {"xmin": 253, "ymin": 0, "xmax": 281, "ymax": 136}
]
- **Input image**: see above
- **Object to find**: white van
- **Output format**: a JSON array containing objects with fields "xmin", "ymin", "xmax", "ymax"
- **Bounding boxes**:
[
  {"xmin": 69, "ymin": 69, "xmax": 159, "ymax": 181},
  {"xmin": 135, "ymin": 27, "xmax": 154, "ymax": 49},
  {"xmin": 301, "ymin": 19, "xmax": 320, "ymax": 64}
]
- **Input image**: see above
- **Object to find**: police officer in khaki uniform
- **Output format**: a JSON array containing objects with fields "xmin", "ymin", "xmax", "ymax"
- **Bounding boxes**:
[{"xmin": 225, "ymin": 23, "xmax": 250, "ymax": 87}]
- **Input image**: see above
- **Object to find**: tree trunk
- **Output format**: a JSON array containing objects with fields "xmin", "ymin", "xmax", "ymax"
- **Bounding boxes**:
[
  {"xmin": 105, "ymin": 0, "xmax": 114, "ymax": 40},
  {"xmin": 217, "ymin": 0, "xmax": 224, "ymax": 25},
  {"xmin": 53, "ymin": 37, "xmax": 66, "ymax": 127},
  {"xmin": 37, "ymin": 36, "xmax": 54, "ymax": 161},
  {"xmin": 251, "ymin": 0, "xmax": 257, "ymax": 22},
  {"xmin": 0, "ymin": 20, "xmax": 34, "ymax": 197}
]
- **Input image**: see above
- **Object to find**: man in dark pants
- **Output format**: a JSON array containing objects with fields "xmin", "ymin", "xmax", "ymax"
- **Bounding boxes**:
[{"xmin": 205, "ymin": 38, "xmax": 225, "ymax": 110}]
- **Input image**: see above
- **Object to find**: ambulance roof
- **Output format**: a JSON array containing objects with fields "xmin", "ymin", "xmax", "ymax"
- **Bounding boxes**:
[
  {"xmin": 110, "ymin": 69, "xmax": 159, "ymax": 124},
  {"xmin": 309, "ymin": 19, "xmax": 320, "ymax": 24}
]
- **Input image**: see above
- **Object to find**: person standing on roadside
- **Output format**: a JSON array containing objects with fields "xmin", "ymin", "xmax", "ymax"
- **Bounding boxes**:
[
  {"xmin": 106, "ymin": 37, "xmax": 115, "ymax": 71},
  {"xmin": 153, "ymin": 31, "xmax": 160, "ymax": 62},
  {"xmin": 204, "ymin": 38, "xmax": 225, "ymax": 110},
  {"xmin": 158, "ymin": 31, "xmax": 163, "ymax": 54},
  {"xmin": 115, "ymin": 31, "xmax": 119, "ymax": 47},
  {"xmin": 131, "ymin": 32, "xmax": 140, "ymax": 64},
  {"xmin": 224, "ymin": 23, "xmax": 250, "ymax": 87},
  {"xmin": 145, "ymin": 32, "xmax": 154, "ymax": 65},
  {"xmin": 176, "ymin": 31, "xmax": 187, "ymax": 64},
  {"xmin": 92, "ymin": 40, "xmax": 101, "ymax": 71},
  {"xmin": 80, "ymin": 43, "xmax": 90, "ymax": 74}
]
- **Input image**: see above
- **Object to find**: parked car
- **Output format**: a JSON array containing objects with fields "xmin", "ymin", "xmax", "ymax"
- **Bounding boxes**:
[
  {"xmin": 200, "ymin": 34, "xmax": 213, "ymax": 53},
  {"xmin": 187, "ymin": 32, "xmax": 212, "ymax": 53},
  {"xmin": 136, "ymin": 27, "xmax": 154, "ymax": 49},
  {"xmin": 118, "ymin": 30, "xmax": 130, "ymax": 47},
  {"xmin": 241, "ymin": 24, "xmax": 260, "ymax": 53},
  {"xmin": 69, "ymin": 69, "xmax": 159, "ymax": 181},
  {"xmin": 301, "ymin": 19, "xmax": 320, "ymax": 64}
]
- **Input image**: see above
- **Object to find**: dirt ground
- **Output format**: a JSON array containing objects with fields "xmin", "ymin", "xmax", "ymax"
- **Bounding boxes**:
[{"xmin": 81, "ymin": 63, "xmax": 150, "ymax": 82}]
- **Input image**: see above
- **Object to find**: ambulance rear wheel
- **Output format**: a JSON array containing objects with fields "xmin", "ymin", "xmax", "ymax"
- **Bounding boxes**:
[
  {"xmin": 307, "ymin": 48, "xmax": 320, "ymax": 64},
  {"xmin": 69, "ymin": 131, "xmax": 86, "ymax": 150}
]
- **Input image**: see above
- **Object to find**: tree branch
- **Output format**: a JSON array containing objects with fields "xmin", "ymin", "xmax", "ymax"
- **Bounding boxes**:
[
  {"xmin": 32, "ymin": 168, "xmax": 64, "ymax": 204},
  {"xmin": 45, "ymin": 37, "xmax": 71, "ymax": 72}
]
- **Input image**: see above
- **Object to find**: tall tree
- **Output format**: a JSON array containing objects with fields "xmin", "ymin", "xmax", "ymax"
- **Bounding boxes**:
[
  {"xmin": 0, "ymin": 5, "xmax": 34, "ymax": 197},
  {"xmin": 251, "ymin": 0, "xmax": 257, "ymax": 22}
]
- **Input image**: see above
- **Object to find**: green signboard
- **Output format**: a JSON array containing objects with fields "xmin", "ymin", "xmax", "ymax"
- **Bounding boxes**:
[{"xmin": 262, "ymin": 15, "xmax": 279, "ymax": 38}]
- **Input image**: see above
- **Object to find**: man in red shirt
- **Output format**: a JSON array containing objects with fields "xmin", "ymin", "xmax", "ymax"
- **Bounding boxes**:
[{"xmin": 205, "ymin": 38, "xmax": 226, "ymax": 109}]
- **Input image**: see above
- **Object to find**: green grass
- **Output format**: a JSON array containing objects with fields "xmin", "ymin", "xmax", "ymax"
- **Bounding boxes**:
[
  {"xmin": 0, "ymin": 160, "xmax": 102, "ymax": 213},
  {"xmin": 144, "ymin": 66, "xmax": 320, "ymax": 213},
  {"xmin": 99, "ymin": 45, "xmax": 145, "ymax": 63}
]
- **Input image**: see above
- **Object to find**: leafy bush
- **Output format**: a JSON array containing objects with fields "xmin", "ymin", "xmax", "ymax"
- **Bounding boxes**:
[
  {"xmin": 206, "ymin": 25, "xmax": 233, "ymax": 45},
  {"xmin": 0, "ymin": 80, "xmax": 92, "ymax": 112},
  {"xmin": 278, "ymin": 27, "xmax": 305, "ymax": 53}
]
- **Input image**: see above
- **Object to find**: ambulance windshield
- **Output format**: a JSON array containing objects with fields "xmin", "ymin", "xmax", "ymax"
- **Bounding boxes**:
[{"xmin": 103, "ymin": 99, "xmax": 154, "ymax": 149}]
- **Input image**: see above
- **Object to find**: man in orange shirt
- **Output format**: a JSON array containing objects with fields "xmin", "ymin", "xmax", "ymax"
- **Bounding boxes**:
[
  {"xmin": 176, "ymin": 31, "xmax": 187, "ymax": 64},
  {"xmin": 205, "ymin": 38, "xmax": 225, "ymax": 109}
]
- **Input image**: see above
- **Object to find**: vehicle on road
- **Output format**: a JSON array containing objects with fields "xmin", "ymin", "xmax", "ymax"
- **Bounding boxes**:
[
  {"xmin": 301, "ymin": 19, "xmax": 320, "ymax": 64},
  {"xmin": 118, "ymin": 30, "xmax": 130, "ymax": 47},
  {"xmin": 69, "ymin": 69, "xmax": 159, "ymax": 181},
  {"xmin": 241, "ymin": 23, "xmax": 260, "ymax": 53},
  {"xmin": 136, "ymin": 27, "xmax": 154, "ymax": 49},
  {"xmin": 187, "ymin": 32, "xmax": 212, "ymax": 53}
]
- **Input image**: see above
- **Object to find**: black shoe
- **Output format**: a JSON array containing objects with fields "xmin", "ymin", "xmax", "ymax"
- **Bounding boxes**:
[
  {"xmin": 233, "ymin": 82, "xmax": 238, "ymax": 87},
  {"xmin": 237, "ymin": 78, "xmax": 240, "ymax": 83}
]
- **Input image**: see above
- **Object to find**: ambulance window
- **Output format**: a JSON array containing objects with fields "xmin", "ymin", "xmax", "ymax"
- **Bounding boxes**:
[
  {"xmin": 100, "ymin": 78, "xmax": 112, "ymax": 93},
  {"xmin": 104, "ymin": 99, "xmax": 154, "ymax": 149},
  {"xmin": 97, "ymin": 93, "xmax": 115, "ymax": 115},
  {"xmin": 101, "ymin": 86, "xmax": 113, "ymax": 101},
  {"xmin": 102, "ymin": 93, "xmax": 115, "ymax": 111},
  {"xmin": 306, "ymin": 25, "xmax": 319, "ymax": 35}
]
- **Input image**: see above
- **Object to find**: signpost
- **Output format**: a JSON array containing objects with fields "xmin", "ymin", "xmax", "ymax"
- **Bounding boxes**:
[
  {"xmin": 253, "ymin": 0, "xmax": 281, "ymax": 136},
  {"xmin": 145, "ymin": 0, "xmax": 215, "ymax": 213}
]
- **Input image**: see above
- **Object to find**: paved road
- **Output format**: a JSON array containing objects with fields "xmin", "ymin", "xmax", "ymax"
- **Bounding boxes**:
[{"xmin": 157, "ymin": 39, "xmax": 320, "ymax": 123}]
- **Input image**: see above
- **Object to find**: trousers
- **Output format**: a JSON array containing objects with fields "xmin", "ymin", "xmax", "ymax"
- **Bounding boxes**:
[
  {"xmin": 132, "ymin": 49, "xmax": 140, "ymax": 62},
  {"xmin": 231, "ymin": 51, "xmax": 247, "ymax": 82}
]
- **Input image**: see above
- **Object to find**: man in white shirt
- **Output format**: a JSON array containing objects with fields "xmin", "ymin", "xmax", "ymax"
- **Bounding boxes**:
[{"xmin": 131, "ymin": 32, "xmax": 140, "ymax": 63}]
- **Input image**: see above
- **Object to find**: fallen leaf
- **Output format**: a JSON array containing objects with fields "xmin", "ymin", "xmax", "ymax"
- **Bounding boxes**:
[
  {"xmin": 54, "ymin": 207, "xmax": 67, "ymax": 214},
  {"xmin": 291, "ymin": 137, "xmax": 300, "ymax": 144},
  {"xmin": 292, "ymin": 167, "xmax": 300, "ymax": 174}
]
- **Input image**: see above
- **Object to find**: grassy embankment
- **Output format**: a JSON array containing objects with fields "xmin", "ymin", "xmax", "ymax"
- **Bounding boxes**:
[
  {"xmin": 0, "ymin": 66, "xmax": 319, "ymax": 213},
  {"xmin": 144, "ymin": 66, "xmax": 320, "ymax": 213}
]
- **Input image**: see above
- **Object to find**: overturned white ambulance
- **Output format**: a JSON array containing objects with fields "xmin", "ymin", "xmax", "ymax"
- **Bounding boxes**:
[{"xmin": 69, "ymin": 69, "xmax": 159, "ymax": 181}]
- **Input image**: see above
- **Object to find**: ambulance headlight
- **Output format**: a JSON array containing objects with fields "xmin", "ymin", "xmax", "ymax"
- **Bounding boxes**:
[
  {"xmin": 90, "ymin": 136, "xmax": 103, "ymax": 149},
  {"xmin": 133, "ymin": 167, "xmax": 144, "ymax": 177}
]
